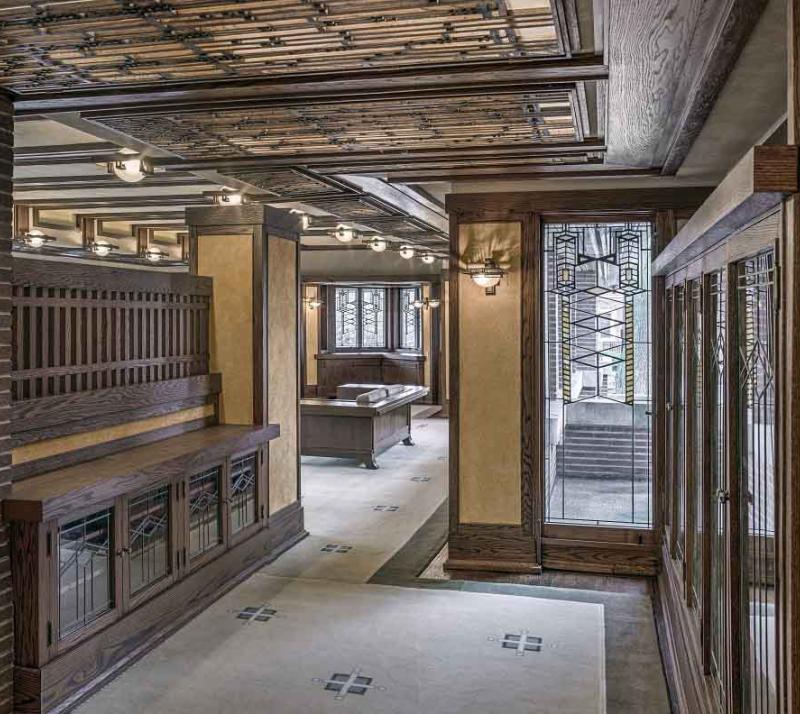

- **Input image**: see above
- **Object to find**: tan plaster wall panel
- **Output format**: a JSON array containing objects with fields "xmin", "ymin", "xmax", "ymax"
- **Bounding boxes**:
[
  {"xmin": 268, "ymin": 237, "xmax": 299, "ymax": 513},
  {"xmin": 458, "ymin": 222, "xmax": 522, "ymax": 525},
  {"xmin": 196, "ymin": 234, "xmax": 254, "ymax": 425},
  {"xmin": 305, "ymin": 285, "xmax": 319, "ymax": 387},
  {"xmin": 13, "ymin": 404, "xmax": 214, "ymax": 464}
]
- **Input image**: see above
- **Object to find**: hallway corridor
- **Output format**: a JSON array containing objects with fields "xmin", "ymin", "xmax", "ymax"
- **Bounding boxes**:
[{"xmin": 71, "ymin": 414, "xmax": 659, "ymax": 714}]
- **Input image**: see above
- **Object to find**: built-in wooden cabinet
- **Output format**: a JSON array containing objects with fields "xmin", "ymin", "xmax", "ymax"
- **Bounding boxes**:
[{"xmin": 4, "ymin": 424, "xmax": 288, "ymax": 713}]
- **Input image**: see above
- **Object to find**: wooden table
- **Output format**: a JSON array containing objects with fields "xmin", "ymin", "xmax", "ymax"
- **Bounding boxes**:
[{"xmin": 300, "ymin": 385, "xmax": 429, "ymax": 469}]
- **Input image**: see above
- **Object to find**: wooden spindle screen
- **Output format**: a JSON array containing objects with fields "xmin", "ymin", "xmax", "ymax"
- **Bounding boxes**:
[{"xmin": 11, "ymin": 260, "xmax": 211, "ymax": 402}]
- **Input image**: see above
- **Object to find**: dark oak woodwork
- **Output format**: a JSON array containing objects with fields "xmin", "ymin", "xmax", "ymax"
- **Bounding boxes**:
[{"xmin": 315, "ymin": 352, "xmax": 425, "ymax": 398}]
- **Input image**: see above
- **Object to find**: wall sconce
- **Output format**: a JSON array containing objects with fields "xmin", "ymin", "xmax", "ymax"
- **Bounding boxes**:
[
  {"xmin": 466, "ymin": 258, "xmax": 506, "ymax": 295},
  {"xmin": 420, "ymin": 253, "xmax": 436, "ymax": 264},
  {"xmin": 303, "ymin": 296, "xmax": 324, "ymax": 310},
  {"xmin": 18, "ymin": 228, "xmax": 55, "ymax": 249},
  {"xmin": 143, "ymin": 246, "xmax": 167, "ymax": 263},
  {"xmin": 108, "ymin": 155, "xmax": 152, "ymax": 183},
  {"xmin": 367, "ymin": 237, "xmax": 388, "ymax": 252},
  {"xmin": 398, "ymin": 245, "xmax": 415, "ymax": 260},
  {"xmin": 412, "ymin": 297, "xmax": 441, "ymax": 310},
  {"xmin": 89, "ymin": 240, "xmax": 118, "ymax": 258},
  {"xmin": 335, "ymin": 224, "xmax": 356, "ymax": 243}
]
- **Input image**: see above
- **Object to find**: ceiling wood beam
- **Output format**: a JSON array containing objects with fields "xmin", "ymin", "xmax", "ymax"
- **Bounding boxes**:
[
  {"xmin": 384, "ymin": 165, "xmax": 665, "ymax": 183},
  {"xmin": 150, "ymin": 141, "xmax": 606, "ymax": 173},
  {"xmin": 13, "ymin": 56, "xmax": 608, "ymax": 117}
]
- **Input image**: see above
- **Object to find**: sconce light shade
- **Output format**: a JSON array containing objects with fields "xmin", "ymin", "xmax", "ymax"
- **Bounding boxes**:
[
  {"xmin": 399, "ymin": 245, "xmax": 415, "ymax": 260},
  {"xmin": 468, "ymin": 258, "xmax": 505, "ymax": 295},
  {"xmin": 428, "ymin": 298, "xmax": 442, "ymax": 308},
  {"xmin": 368, "ymin": 237, "xmax": 388, "ymax": 252},
  {"xmin": 413, "ymin": 297, "xmax": 441, "ymax": 310},
  {"xmin": 335, "ymin": 224, "xmax": 356, "ymax": 243},
  {"xmin": 109, "ymin": 156, "xmax": 151, "ymax": 183}
]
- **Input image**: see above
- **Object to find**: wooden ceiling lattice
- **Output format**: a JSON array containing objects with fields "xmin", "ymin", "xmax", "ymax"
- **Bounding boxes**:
[
  {"xmin": 94, "ymin": 88, "xmax": 579, "ymax": 161},
  {"xmin": 0, "ymin": 0, "xmax": 561, "ymax": 92}
]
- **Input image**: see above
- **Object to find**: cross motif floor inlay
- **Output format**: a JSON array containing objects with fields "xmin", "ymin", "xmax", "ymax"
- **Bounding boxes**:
[
  {"xmin": 313, "ymin": 668, "xmax": 386, "ymax": 700},
  {"xmin": 489, "ymin": 630, "xmax": 543, "ymax": 656},
  {"xmin": 373, "ymin": 505, "xmax": 399, "ymax": 512},
  {"xmin": 235, "ymin": 605, "xmax": 277, "ymax": 623},
  {"xmin": 410, "ymin": 476, "xmax": 431, "ymax": 482},
  {"xmin": 320, "ymin": 544, "xmax": 352, "ymax": 553}
]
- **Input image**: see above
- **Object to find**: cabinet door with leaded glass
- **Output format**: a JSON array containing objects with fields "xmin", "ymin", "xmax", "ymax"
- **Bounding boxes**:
[
  {"xmin": 228, "ymin": 450, "xmax": 262, "ymax": 543},
  {"xmin": 184, "ymin": 465, "xmax": 226, "ymax": 571},
  {"xmin": 123, "ymin": 483, "xmax": 177, "ymax": 609}
]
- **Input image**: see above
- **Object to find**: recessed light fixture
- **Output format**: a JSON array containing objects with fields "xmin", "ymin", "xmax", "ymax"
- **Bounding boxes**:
[
  {"xmin": 467, "ymin": 258, "xmax": 506, "ymax": 295},
  {"xmin": 368, "ymin": 237, "xmax": 388, "ymax": 252},
  {"xmin": 109, "ymin": 155, "xmax": 151, "ymax": 183},
  {"xmin": 335, "ymin": 224, "xmax": 356, "ymax": 243},
  {"xmin": 398, "ymin": 245, "xmax": 415, "ymax": 260}
]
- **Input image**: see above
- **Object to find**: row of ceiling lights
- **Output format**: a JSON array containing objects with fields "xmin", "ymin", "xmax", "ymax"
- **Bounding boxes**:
[{"xmin": 18, "ymin": 229, "xmax": 168, "ymax": 263}]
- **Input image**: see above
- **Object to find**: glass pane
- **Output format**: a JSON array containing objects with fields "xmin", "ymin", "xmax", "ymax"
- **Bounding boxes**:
[
  {"xmin": 361, "ymin": 287, "xmax": 386, "ymax": 349},
  {"xmin": 230, "ymin": 453, "xmax": 257, "ymax": 534},
  {"xmin": 708, "ymin": 270, "xmax": 727, "ymax": 700},
  {"xmin": 674, "ymin": 285, "xmax": 686, "ymax": 556},
  {"xmin": 129, "ymin": 486, "xmax": 170, "ymax": 595},
  {"xmin": 544, "ymin": 222, "xmax": 652, "ymax": 526},
  {"xmin": 737, "ymin": 252, "xmax": 777, "ymax": 714},
  {"xmin": 189, "ymin": 467, "xmax": 222, "ymax": 558},
  {"xmin": 689, "ymin": 279, "xmax": 703, "ymax": 607},
  {"xmin": 334, "ymin": 287, "xmax": 358, "ymax": 349},
  {"xmin": 59, "ymin": 509, "xmax": 113, "ymax": 638},
  {"xmin": 399, "ymin": 288, "xmax": 421, "ymax": 350}
]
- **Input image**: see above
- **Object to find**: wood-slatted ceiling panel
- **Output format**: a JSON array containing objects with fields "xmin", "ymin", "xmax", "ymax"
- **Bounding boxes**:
[
  {"xmin": 223, "ymin": 169, "xmax": 338, "ymax": 198},
  {"xmin": 96, "ymin": 89, "xmax": 578, "ymax": 159},
  {"xmin": 0, "ymin": 0, "xmax": 561, "ymax": 92}
]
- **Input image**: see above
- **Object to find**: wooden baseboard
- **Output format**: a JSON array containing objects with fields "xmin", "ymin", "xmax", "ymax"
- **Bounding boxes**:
[
  {"xmin": 447, "ymin": 524, "xmax": 538, "ymax": 573},
  {"xmin": 653, "ymin": 540, "xmax": 721, "ymax": 714},
  {"xmin": 15, "ymin": 503, "xmax": 305, "ymax": 714},
  {"xmin": 541, "ymin": 537, "xmax": 659, "ymax": 576}
]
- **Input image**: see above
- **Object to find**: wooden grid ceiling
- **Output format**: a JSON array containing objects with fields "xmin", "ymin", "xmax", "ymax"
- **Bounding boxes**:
[
  {"xmin": 95, "ymin": 88, "xmax": 579, "ymax": 160},
  {"xmin": 0, "ymin": 0, "xmax": 561, "ymax": 92}
]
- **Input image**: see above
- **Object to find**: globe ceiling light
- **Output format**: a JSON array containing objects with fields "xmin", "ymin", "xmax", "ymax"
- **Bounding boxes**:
[
  {"xmin": 23, "ymin": 228, "xmax": 51, "ymax": 249},
  {"xmin": 110, "ymin": 155, "xmax": 151, "ymax": 183},
  {"xmin": 335, "ymin": 224, "xmax": 356, "ymax": 243},
  {"xmin": 290, "ymin": 209, "xmax": 312, "ymax": 230},
  {"xmin": 398, "ymin": 245, "xmax": 415, "ymax": 260},
  {"xmin": 421, "ymin": 253, "xmax": 436, "ymax": 264},
  {"xmin": 144, "ymin": 247, "xmax": 166, "ymax": 263},
  {"xmin": 90, "ymin": 240, "xmax": 117, "ymax": 258},
  {"xmin": 368, "ymin": 237, "xmax": 388, "ymax": 252}
]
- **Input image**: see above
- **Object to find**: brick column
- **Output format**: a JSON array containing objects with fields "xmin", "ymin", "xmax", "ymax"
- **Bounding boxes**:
[{"xmin": 0, "ymin": 90, "xmax": 14, "ymax": 713}]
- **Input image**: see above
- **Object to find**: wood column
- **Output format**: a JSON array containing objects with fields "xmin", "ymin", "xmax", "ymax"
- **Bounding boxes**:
[
  {"xmin": 185, "ymin": 204, "xmax": 302, "ymax": 522},
  {"xmin": 446, "ymin": 212, "xmax": 539, "ymax": 573},
  {"xmin": 779, "ymin": 2, "xmax": 800, "ymax": 710},
  {"xmin": 0, "ymin": 91, "xmax": 13, "ymax": 713}
]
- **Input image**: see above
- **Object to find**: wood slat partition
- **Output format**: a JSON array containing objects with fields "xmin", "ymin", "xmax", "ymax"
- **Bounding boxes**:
[{"xmin": 11, "ymin": 260, "xmax": 212, "ymax": 402}]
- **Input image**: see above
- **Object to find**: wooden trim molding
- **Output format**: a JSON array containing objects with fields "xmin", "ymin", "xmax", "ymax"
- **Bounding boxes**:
[{"xmin": 653, "ymin": 145, "xmax": 800, "ymax": 275}]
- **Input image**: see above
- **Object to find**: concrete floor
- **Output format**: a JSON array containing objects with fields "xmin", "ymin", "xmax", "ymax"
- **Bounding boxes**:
[{"xmin": 74, "ymin": 412, "xmax": 669, "ymax": 714}]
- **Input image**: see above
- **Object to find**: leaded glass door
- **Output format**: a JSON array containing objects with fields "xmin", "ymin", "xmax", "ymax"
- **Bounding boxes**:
[{"xmin": 543, "ymin": 221, "xmax": 653, "ymax": 527}]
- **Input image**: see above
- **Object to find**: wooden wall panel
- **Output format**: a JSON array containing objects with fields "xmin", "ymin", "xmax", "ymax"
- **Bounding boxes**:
[
  {"xmin": 196, "ymin": 235, "xmax": 254, "ymax": 425},
  {"xmin": 0, "ymin": 89, "xmax": 13, "ymax": 714},
  {"xmin": 457, "ymin": 222, "xmax": 522, "ymax": 525},
  {"xmin": 268, "ymin": 237, "xmax": 299, "ymax": 514}
]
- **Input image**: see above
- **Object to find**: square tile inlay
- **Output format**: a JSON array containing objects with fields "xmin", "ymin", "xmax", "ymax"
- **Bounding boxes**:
[
  {"xmin": 489, "ymin": 630, "xmax": 543, "ymax": 656},
  {"xmin": 313, "ymin": 668, "xmax": 386, "ymax": 700},
  {"xmin": 235, "ymin": 605, "xmax": 277, "ymax": 623},
  {"xmin": 321, "ymin": 544, "xmax": 352, "ymax": 553}
]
